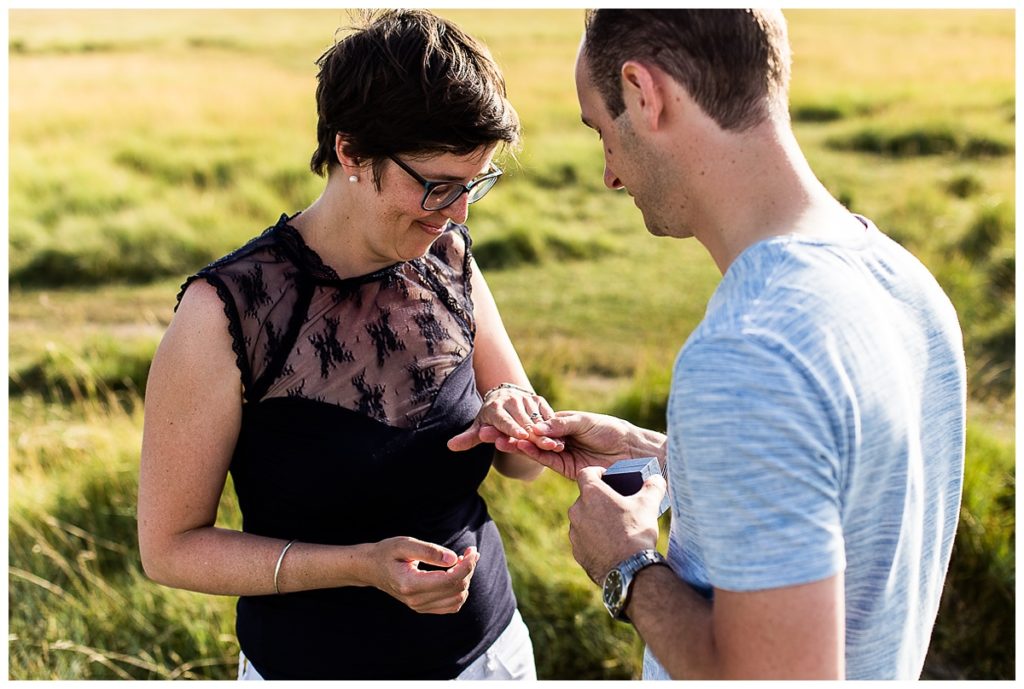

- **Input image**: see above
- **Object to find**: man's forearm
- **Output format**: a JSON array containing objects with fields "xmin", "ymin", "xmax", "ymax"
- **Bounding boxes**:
[
  {"xmin": 626, "ymin": 564, "xmax": 718, "ymax": 679},
  {"xmin": 627, "ymin": 565, "xmax": 845, "ymax": 679}
]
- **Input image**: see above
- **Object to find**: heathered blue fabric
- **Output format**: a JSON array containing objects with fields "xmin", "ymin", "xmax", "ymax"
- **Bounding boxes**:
[{"xmin": 642, "ymin": 216, "xmax": 966, "ymax": 680}]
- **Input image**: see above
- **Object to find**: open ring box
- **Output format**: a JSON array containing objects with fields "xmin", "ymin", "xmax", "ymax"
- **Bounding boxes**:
[{"xmin": 601, "ymin": 457, "xmax": 671, "ymax": 516}]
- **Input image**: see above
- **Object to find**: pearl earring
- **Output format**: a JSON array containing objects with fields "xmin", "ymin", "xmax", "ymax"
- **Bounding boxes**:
[{"xmin": 348, "ymin": 175, "xmax": 358, "ymax": 183}]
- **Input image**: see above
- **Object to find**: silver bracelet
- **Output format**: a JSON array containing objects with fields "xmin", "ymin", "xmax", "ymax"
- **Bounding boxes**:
[
  {"xmin": 273, "ymin": 539, "xmax": 297, "ymax": 595},
  {"xmin": 482, "ymin": 382, "xmax": 535, "ymax": 400}
]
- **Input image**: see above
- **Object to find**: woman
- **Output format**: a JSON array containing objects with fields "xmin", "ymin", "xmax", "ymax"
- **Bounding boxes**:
[{"xmin": 138, "ymin": 10, "xmax": 561, "ymax": 680}]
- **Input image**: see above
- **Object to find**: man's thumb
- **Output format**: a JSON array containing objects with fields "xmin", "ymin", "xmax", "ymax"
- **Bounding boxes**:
[{"xmin": 642, "ymin": 474, "xmax": 668, "ymax": 500}]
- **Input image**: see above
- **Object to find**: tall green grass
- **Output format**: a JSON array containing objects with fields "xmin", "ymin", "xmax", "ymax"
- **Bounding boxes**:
[
  {"xmin": 923, "ymin": 424, "xmax": 1015, "ymax": 679},
  {"xmin": 8, "ymin": 8, "xmax": 1015, "ymax": 680}
]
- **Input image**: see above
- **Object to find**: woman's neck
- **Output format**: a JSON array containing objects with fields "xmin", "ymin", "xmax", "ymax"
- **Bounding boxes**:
[{"xmin": 290, "ymin": 183, "xmax": 388, "ymax": 280}]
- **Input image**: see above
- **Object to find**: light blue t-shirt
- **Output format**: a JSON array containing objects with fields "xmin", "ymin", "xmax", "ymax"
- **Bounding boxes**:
[{"xmin": 643, "ymin": 217, "xmax": 966, "ymax": 680}]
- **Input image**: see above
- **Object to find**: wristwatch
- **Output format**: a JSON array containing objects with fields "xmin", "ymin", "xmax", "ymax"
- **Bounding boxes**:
[{"xmin": 602, "ymin": 549, "xmax": 668, "ymax": 622}]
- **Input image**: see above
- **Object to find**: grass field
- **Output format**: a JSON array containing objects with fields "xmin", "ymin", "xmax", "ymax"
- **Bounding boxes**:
[{"xmin": 8, "ymin": 9, "xmax": 1015, "ymax": 680}]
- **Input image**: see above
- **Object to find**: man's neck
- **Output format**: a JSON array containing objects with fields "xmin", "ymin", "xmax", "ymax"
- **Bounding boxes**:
[{"xmin": 684, "ymin": 121, "xmax": 858, "ymax": 275}]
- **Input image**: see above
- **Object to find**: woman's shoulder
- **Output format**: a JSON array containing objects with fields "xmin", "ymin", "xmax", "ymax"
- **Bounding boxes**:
[
  {"xmin": 199, "ymin": 215, "xmax": 296, "ymax": 278},
  {"xmin": 176, "ymin": 215, "xmax": 298, "ymax": 307}
]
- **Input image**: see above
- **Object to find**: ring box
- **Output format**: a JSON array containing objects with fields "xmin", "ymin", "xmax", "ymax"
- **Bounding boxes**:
[{"xmin": 601, "ymin": 457, "xmax": 671, "ymax": 516}]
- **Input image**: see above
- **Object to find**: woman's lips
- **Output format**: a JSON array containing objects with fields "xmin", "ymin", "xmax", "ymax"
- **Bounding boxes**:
[{"xmin": 417, "ymin": 220, "xmax": 448, "ymax": 236}]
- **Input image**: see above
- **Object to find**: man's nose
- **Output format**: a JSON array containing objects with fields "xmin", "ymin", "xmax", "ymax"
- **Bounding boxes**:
[
  {"xmin": 603, "ymin": 164, "xmax": 623, "ymax": 190},
  {"xmin": 441, "ymin": 192, "xmax": 470, "ymax": 224}
]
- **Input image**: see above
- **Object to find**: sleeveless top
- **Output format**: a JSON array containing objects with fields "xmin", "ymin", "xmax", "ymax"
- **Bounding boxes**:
[{"xmin": 176, "ymin": 213, "xmax": 516, "ymax": 680}]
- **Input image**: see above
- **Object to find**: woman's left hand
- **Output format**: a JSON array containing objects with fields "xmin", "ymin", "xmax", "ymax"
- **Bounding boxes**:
[{"xmin": 448, "ymin": 384, "xmax": 565, "ymax": 453}]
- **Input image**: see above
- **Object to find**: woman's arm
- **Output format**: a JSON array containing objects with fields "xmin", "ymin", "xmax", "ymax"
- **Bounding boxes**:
[
  {"xmin": 138, "ymin": 280, "xmax": 477, "ymax": 613},
  {"xmin": 466, "ymin": 260, "xmax": 547, "ymax": 481}
]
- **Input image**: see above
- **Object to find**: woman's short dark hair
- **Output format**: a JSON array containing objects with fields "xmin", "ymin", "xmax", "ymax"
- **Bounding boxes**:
[
  {"xmin": 583, "ymin": 9, "xmax": 791, "ymax": 131},
  {"xmin": 310, "ymin": 10, "xmax": 520, "ymax": 185}
]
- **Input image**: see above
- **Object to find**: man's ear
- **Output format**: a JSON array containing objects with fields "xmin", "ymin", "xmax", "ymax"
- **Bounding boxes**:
[{"xmin": 620, "ymin": 60, "xmax": 665, "ymax": 132}]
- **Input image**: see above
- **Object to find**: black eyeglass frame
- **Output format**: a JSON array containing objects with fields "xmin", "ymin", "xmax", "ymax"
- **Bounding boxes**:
[{"xmin": 387, "ymin": 154, "xmax": 503, "ymax": 211}]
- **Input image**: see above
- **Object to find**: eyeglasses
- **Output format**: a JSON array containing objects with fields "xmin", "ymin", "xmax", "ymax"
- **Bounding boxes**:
[{"xmin": 388, "ymin": 154, "xmax": 503, "ymax": 212}]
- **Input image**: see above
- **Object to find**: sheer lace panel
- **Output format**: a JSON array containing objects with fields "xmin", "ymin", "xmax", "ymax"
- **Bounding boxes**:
[{"xmin": 184, "ymin": 216, "xmax": 478, "ymax": 429}]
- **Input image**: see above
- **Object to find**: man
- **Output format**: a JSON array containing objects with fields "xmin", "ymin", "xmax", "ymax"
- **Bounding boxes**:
[{"xmin": 459, "ymin": 8, "xmax": 966, "ymax": 680}]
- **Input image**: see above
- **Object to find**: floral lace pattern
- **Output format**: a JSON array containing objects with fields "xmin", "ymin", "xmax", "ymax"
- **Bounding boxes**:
[{"xmin": 177, "ymin": 214, "xmax": 477, "ymax": 429}]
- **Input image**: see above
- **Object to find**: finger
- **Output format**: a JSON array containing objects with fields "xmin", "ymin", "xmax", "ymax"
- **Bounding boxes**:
[
  {"xmin": 510, "ymin": 398, "xmax": 543, "ymax": 433},
  {"xmin": 404, "ymin": 554, "xmax": 476, "ymax": 610},
  {"xmin": 523, "ymin": 402, "xmax": 545, "ymax": 428},
  {"xmin": 402, "ymin": 578, "xmax": 468, "ymax": 610},
  {"xmin": 492, "ymin": 407, "xmax": 530, "ymax": 440},
  {"xmin": 489, "ymin": 413, "xmax": 563, "ymax": 452},
  {"xmin": 414, "ymin": 589, "xmax": 471, "ymax": 614},
  {"xmin": 642, "ymin": 474, "xmax": 668, "ymax": 499},
  {"xmin": 511, "ymin": 438, "xmax": 543, "ymax": 459},
  {"xmin": 447, "ymin": 548, "xmax": 479, "ymax": 580},
  {"xmin": 396, "ymin": 537, "xmax": 459, "ymax": 569},
  {"xmin": 447, "ymin": 420, "xmax": 482, "ymax": 452},
  {"xmin": 513, "ymin": 441, "xmax": 573, "ymax": 477},
  {"xmin": 477, "ymin": 424, "xmax": 505, "ymax": 443},
  {"xmin": 530, "ymin": 411, "xmax": 581, "ymax": 438},
  {"xmin": 400, "ymin": 563, "xmax": 470, "ymax": 597},
  {"xmin": 537, "ymin": 397, "xmax": 556, "ymax": 420},
  {"xmin": 576, "ymin": 464, "xmax": 607, "ymax": 487},
  {"xmin": 494, "ymin": 435, "xmax": 520, "ymax": 453},
  {"xmin": 529, "ymin": 432, "xmax": 565, "ymax": 452}
]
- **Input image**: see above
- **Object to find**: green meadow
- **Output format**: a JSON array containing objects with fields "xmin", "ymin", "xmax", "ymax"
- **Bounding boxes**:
[{"xmin": 8, "ymin": 9, "xmax": 1014, "ymax": 680}]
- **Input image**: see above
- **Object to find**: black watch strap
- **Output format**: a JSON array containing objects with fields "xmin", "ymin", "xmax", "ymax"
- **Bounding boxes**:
[{"xmin": 603, "ymin": 549, "xmax": 668, "ymax": 622}]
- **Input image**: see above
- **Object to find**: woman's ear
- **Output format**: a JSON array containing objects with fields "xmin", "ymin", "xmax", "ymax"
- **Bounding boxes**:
[{"xmin": 334, "ymin": 133, "xmax": 361, "ymax": 174}]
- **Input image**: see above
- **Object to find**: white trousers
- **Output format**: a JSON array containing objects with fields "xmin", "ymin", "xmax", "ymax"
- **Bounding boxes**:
[{"xmin": 238, "ymin": 608, "xmax": 537, "ymax": 680}]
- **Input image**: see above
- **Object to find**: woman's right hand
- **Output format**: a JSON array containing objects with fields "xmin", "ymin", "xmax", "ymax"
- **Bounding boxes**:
[{"xmin": 366, "ymin": 537, "xmax": 479, "ymax": 614}]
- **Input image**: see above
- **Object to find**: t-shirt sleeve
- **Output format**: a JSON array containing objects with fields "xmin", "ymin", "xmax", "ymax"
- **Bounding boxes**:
[{"xmin": 669, "ymin": 333, "xmax": 846, "ymax": 592}]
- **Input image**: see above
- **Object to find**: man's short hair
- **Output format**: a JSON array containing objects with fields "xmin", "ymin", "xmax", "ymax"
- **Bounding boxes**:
[
  {"xmin": 583, "ymin": 9, "xmax": 792, "ymax": 131},
  {"xmin": 310, "ymin": 10, "xmax": 520, "ymax": 185}
]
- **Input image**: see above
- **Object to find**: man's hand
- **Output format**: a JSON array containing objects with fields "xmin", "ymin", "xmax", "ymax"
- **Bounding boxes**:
[
  {"xmin": 568, "ymin": 466, "xmax": 667, "ymax": 584},
  {"xmin": 493, "ymin": 411, "xmax": 637, "ymax": 479}
]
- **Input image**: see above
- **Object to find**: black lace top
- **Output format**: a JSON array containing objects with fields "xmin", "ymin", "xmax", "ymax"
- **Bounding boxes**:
[{"xmin": 176, "ymin": 213, "xmax": 516, "ymax": 680}]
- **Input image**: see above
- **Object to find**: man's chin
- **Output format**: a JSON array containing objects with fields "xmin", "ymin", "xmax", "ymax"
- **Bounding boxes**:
[
  {"xmin": 639, "ymin": 209, "xmax": 689, "ymax": 239},
  {"xmin": 640, "ymin": 212, "xmax": 670, "ymax": 237}
]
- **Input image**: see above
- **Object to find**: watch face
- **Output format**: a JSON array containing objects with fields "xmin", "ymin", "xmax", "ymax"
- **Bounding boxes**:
[{"xmin": 603, "ymin": 569, "xmax": 625, "ymax": 612}]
